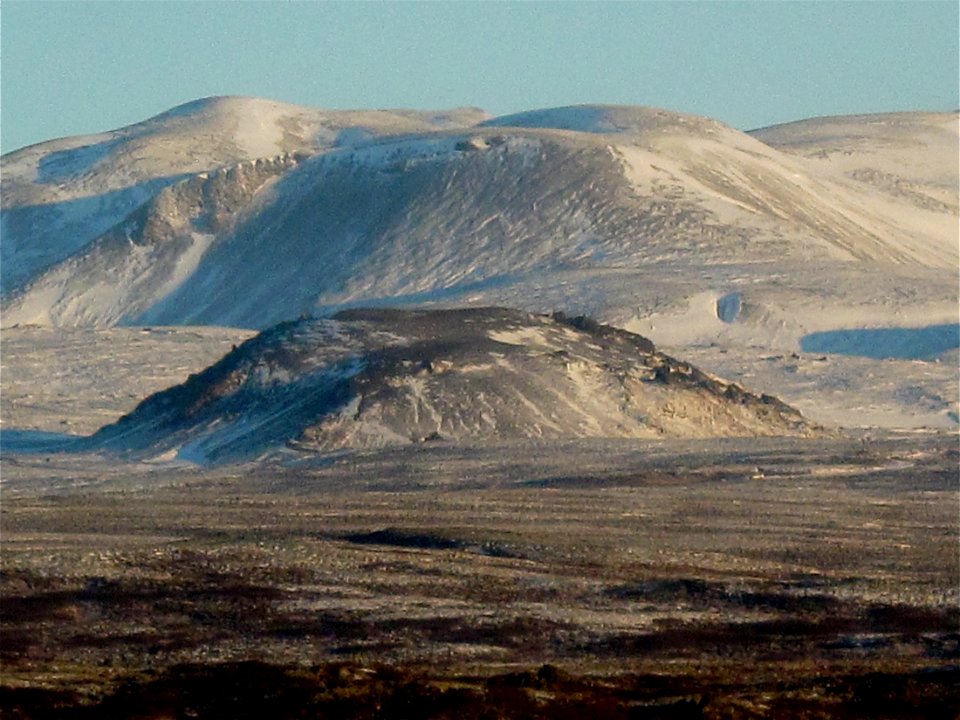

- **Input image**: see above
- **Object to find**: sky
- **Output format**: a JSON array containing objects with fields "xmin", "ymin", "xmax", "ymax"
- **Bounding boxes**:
[{"xmin": 1, "ymin": 1, "xmax": 958, "ymax": 153}]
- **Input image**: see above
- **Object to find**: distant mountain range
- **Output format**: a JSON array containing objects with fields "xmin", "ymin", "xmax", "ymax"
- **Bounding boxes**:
[{"xmin": 2, "ymin": 97, "xmax": 956, "ymax": 355}]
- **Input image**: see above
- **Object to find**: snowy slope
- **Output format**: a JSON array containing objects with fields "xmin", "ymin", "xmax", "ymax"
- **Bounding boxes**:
[
  {"xmin": 1, "ymin": 96, "xmax": 487, "ymax": 290},
  {"xmin": 4, "ymin": 104, "xmax": 956, "ymax": 333},
  {"xmin": 2, "ymin": 102, "xmax": 956, "ymax": 381},
  {"xmin": 2, "ymin": 155, "xmax": 301, "ymax": 326},
  {"xmin": 88, "ymin": 308, "xmax": 818, "ymax": 463},
  {"xmin": 749, "ymin": 112, "xmax": 958, "ymax": 267},
  {"xmin": 749, "ymin": 111, "xmax": 958, "ymax": 195}
]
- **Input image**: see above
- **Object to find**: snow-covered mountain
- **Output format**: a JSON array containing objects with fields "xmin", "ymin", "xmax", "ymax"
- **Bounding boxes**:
[
  {"xmin": 88, "ymin": 308, "xmax": 817, "ymax": 463},
  {"xmin": 2, "ymin": 99, "xmax": 956, "ymax": 356},
  {"xmin": 1, "ymin": 96, "xmax": 487, "ymax": 291}
]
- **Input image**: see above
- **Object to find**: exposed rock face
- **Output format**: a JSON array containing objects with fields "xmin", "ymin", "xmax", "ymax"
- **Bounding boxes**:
[{"xmin": 90, "ymin": 308, "xmax": 819, "ymax": 463}]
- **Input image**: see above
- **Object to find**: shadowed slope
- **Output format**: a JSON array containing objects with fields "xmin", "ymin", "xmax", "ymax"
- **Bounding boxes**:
[{"xmin": 1, "ymin": 96, "xmax": 487, "ymax": 291}]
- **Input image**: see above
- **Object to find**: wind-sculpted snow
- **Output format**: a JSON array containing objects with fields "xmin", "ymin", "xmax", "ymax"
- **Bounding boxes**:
[
  {"xmin": 748, "ymin": 112, "xmax": 958, "ymax": 259},
  {"xmin": 89, "ymin": 308, "xmax": 818, "ymax": 464},
  {"xmin": 749, "ymin": 112, "xmax": 958, "ymax": 195}
]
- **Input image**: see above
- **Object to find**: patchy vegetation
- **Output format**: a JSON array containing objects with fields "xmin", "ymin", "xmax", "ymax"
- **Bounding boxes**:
[
  {"xmin": 5, "ymin": 660, "xmax": 959, "ymax": 719},
  {"xmin": 2, "ymin": 435, "xmax": 957, "ymax": 717}
]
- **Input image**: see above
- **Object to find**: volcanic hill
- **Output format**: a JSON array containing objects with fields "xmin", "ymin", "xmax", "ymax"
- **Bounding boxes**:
[{"xmin": 90, "ymin": 308, "xmax": 818, "ymax": 463}]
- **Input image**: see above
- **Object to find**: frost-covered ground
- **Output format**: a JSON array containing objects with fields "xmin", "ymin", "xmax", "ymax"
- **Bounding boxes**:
[
  {"xmin": 672, "ymin": 345, "xmax": 958, "ymax": 430},
  {"xmin": 2, "ymin": 431, "xmax": 957, "ymax": 717},
  {"xmin": 0, "ymin": 325, "xmax": 254, "ymax": 435},
  {"xmin": 0, "ymin": 321, "xmax": 953, "ymax": 463}
]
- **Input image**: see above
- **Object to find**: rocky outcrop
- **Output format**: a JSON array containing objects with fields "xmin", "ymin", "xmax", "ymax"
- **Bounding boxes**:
[{"xmin": 89, "ymin": 308, "xmax": 820, "ymax": 463}]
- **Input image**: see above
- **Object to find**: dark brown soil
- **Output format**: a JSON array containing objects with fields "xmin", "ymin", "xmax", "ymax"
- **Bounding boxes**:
[{"xmin": 2, "ymin": 435, "xmax": 957, "ymax": 718}]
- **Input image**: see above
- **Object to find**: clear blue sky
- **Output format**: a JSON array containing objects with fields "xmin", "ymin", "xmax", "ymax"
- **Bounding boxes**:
[{"xmin": 2, "ymin": 1, "xmax": 957, "ymax": 153}]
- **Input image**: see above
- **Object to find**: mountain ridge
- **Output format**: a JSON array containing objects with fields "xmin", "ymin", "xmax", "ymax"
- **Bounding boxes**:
[{"xmin": 0, "ymin": 96, "xmax": 489, "ymax": 290}]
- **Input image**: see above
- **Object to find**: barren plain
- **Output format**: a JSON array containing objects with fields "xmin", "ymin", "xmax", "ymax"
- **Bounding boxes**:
[{"xmin": 2, "ymin": 329, "xmax": 958, "ymax": 718}]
